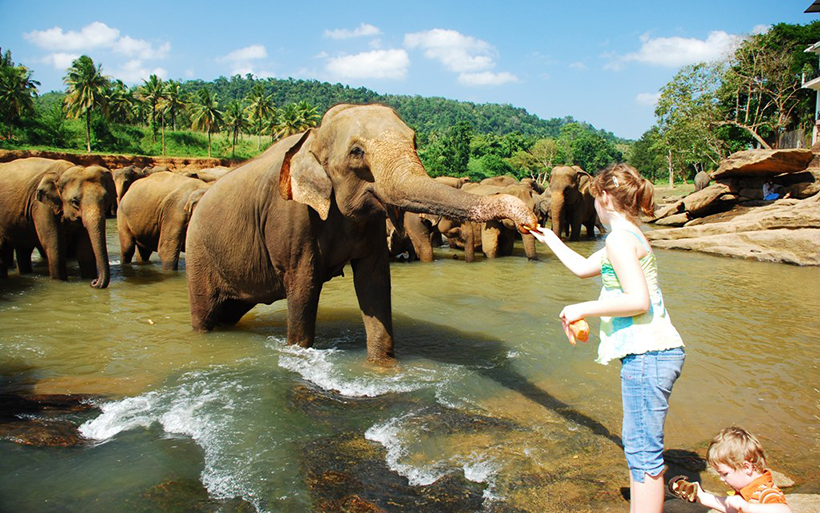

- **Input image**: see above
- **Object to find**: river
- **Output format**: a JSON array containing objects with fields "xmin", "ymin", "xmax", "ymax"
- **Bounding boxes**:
[{"xmin": 1, "ymin": 219, "xmax": 818, "ymax": 512}]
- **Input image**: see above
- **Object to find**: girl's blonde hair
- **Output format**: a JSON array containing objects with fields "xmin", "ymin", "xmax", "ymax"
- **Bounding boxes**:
[
  {"xmin": 589, "ymin": 163, "xmax": 655, "ymax": 223},
  {"xmin": 706, "ymin": 426, "xmax": 768, "ymax": 472}
]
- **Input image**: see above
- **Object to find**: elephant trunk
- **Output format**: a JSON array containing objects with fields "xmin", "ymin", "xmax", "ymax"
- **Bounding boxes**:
[
  {"xmin": 550, "ymin": 191, "xmax": 565, "ymax": 237},
  {"xmin": 370, "ymin": 133, "xmax": 537, "ymax": 228},
  {"xmin": 83, "ymin": 208, "xmax": 110, "ymax": 289}
]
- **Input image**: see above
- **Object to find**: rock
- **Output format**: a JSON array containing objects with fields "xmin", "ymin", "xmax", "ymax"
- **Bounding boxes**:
[
  {"xmin": 0, "ymin": 393, "xmax": 100, "ymax": 447},
  {"xmin": 782, "ymin": 494, "xmax": 820, "ymax": 513},
  {"xmin": 712, "ymin": 149, "xmax": 815, "ymax": 180},
  {"xmin": 650, "ymin": 199, "xmax": 685, "ymax": 221},
  {"xmin": 783, "ymin": 168, "xmax": 820, "ymax": 199},
  {"xmin": 682, "ymin": 183, "xmax": 733, "ymax": 218},
  {"xmin": 647, "ymin": 194, "xmax": 820, "ymax": 265},
  {"xmin": 655, "ymin": 213, "xmax": 690, "ymax": 226}
]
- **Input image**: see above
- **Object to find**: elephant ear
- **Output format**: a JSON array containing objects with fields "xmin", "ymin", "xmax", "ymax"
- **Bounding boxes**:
[
  {"xmin": 36, "ymin": 172, "xmax": 62, "ymax": 215},
  {"xmin": 184, "ymin": 188, "xmax": 209, "ymax": 216},
  {"xmin": 278, "ymin": 129, "xmax": 332, "ymax": 220}
]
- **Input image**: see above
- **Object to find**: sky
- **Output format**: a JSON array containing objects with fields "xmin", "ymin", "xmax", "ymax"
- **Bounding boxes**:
[{"xmin": 2, "ymin": 0, "xmax": 818, "ymax": 140}]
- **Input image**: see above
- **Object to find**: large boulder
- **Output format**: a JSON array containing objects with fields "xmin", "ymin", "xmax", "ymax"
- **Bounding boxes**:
[
  {"xmin": 647, "ymin": 194, "xmax": 820, "ymax": 265},
  {"xmin": 711, "ymin": 148, "xmax": 814, "ymax": 180}
]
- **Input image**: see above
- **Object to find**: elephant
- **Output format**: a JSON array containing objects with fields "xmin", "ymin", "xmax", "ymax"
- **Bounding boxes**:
[
  {"xmin": 480, "ymin": 175, "xmax": 519, "ymax": 187},
  {"xmin": 117, "ymin": 172, "xmax": 210, "ymax": 271},
  {"xmin": 433, "ymin": 176, "xmax": 471, "ymax": 189},
  {"xmin": 185, "ymin": 104, "xmax": 537, "ymax": 363},
  {"xmin": 548, "ymin": 165, "xmax": 602, "ymax": 241},
  {"xmin": 0, "ymin": 157, "xmax": 114, "ymax": 288},
  {"xmin": 694, "ymin": 170, "xmax": 711, "ymax": 191},
  {"xmin": 111, "ymin": 165, "xmax": 148, "ymax": 209},
  {"xmin": 185, "ymin": 166, "xmax": 233, "ymax": 183}
]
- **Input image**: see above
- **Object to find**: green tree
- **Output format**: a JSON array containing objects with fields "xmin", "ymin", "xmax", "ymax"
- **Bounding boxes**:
[
  {"xmin": 190, "ymin": 87, "xmax": 223, "ymax": 158},
  {"xmin": 0, "ymin": 48, "xmax": 39, "ymax": 139},
  {"xmin": 163, "ymin": 80, "xmax": 186, "ymax": 131},
  {"xmin": 106, "ymin": 79, "xmax": 135, "ymax": 124},
  {"xmin": 626, "ymin": 127, "xmax": 666, "ymax": 182},
  {"xmin": 569, "ymin": 131, "xmax": 622, "ymax": 174},
  {"xmin": 224, "ymin": 100, "xmax": 248, "ymax": 157},
  {"xmin": 139, "ymin": 74, "xmax": 165, "ymax": 142},
  {"xmin": 441, "ymin": 121, "xmax": 472, "ymax": 175},
  {"xmin": 63, "ymin": 55, "xmax": 109, "ymax": 153},
  {"xmin": 244, "ymin": 83, "xmax": 274, "ymax": 149}
]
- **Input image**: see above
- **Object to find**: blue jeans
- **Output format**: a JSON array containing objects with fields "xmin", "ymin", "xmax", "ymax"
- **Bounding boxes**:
[{"xmin": 620, "ymin": 347, "xmax": 685, "ymax": 482}]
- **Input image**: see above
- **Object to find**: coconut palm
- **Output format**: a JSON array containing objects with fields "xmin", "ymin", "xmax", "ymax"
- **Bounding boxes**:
[
  {"xmin": 244, "ymin": 83, "xmax": 274, "ymax": 150},
  {"xmin": 106, "ymin": 79, "xmax": 135, "ymax": 124},
  {"xmin": 63, "ymin": 55, "xmax": 109, "ymax": 153},
  {"xmin": 163, "ymin": 80, "xmax": 186, "ymax": 131},
  {"xmin": 296, "ymin": 100, "xmax": 320, "ymax": 128},
  {"xmin": 224, "ymin": 100, "xmax": 248, "ymax": 158},
  {"xmin": 0, "ymin": 51, "xmax": 39, "ymax": 139},
  {"xmin": 274, "ymin": 101, "xmax": 321, "ymax": 140},
  {"xmin": 190, "ymin": 87, "xmax": 223, "ymax": 158},
  {"xmin": 139, "ymin": 74, "xmax": 165, "ymax": 142}
]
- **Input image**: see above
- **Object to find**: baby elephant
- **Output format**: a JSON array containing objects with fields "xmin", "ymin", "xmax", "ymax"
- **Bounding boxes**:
[{"xmin": 117, "ymin": 173, "xmax": 210, "ymax": 270}]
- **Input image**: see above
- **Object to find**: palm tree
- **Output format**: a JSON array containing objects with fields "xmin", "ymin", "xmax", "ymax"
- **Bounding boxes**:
[
  {"xmin": 244, "ymin": 83, "xmax": 274, "ymax": 150},
  {"xmin": 224, "ymin": 100, "xmax": 248, "ymax": 158},
  {"xmin": 163, "ymin": 80, "xmax": 186, "ymax": 131},
  {"xmin": 190, "ymin": 87, "xmax": 223, "ymax": 158},
  {"xmin": 0, "ymin": 49, "xmax": 40, "ymax": 140},
  {"xmin": 296, "ymin": 100, "xmax": 320, "ymax": 128},
  {"xmin": 63, "ymin": 55, "xmax": 109, "ymax": 153},
  {"xmin": 139, "ymin": 74, "xmax": 164, "ymax": 142},
  {"xmin": 106, "ymin": 79, "xmax": 135, "ymax": 124},
  {"xmin": 274, "ymin": 101, "xmax": 320, "ymax": 140}
]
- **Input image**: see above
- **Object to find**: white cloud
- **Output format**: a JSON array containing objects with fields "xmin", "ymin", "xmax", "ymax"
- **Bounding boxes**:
[
  {"xmin": 324, "ymin": 23, "xmax": 382, "ymax": 40},
  {"xmin": 40, "ymin": 52, "xmax": 80, "ymax": 70},
  {"xmin": 110, "ymin": 60, "xmax": 167, "ymax": 84},
  {"xmin": 458, "ymin": 71, "xmax": 518, "ymax": 86},
  {"xmin": 217, "ymin": 44, "xmax": 271, "ymax": 76},
  {"xmin": 751, "ymin": 24, "xmax": 771, "ymax": 36},
  {"xmin": 636, "ymin": 92, "xmax": 661, "ymax": 107},
  {"xmin": 24, "ymin": 22, "xmax": 119, "ymax": 51},
  {"xmin": 570, "ymin": 61, "xmax": 587, "ymax": 71},
  {"xmin": 614, "ymin": 31, "xmax": 743, "ymax": 69},
  {"xmin": 326, "ymin": 49, "xmax": 409, "ymax": 79},
  {"xmin": 24, "ymin": 22, "xmax": 170, "ymax": 62},
  {"xmin": 405, "ymin": 28, "xmax": 496, "ymax": 73}
]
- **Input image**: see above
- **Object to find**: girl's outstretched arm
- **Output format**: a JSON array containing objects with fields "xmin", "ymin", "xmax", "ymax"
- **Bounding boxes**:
[{"xmin": 530, "ymin": 227, "xmax": 603, "ymax": 278}]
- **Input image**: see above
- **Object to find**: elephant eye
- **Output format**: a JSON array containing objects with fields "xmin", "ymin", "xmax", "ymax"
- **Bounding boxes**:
[
  {"xmin": 70, "ymin": 197, "xmax": 81, "ymax": 207},
  {"xmin": 350, "ymin": 146, "xmax": 364, "ymax": 158}
]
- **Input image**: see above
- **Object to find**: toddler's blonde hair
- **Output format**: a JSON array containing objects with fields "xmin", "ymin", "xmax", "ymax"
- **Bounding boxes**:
[{"xmin": 706, "ymin": 426, "xmax": 768, "ymax": 472}]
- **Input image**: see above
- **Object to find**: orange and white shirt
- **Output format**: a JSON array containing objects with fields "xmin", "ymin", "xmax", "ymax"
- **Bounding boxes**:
[{"xmin": 738, "ymin": 470, "xmax": 787, "ymax": 504}]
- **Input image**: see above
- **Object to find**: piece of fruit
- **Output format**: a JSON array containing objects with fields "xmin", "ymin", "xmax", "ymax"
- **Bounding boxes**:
[{"xmin": 569, "ymin": 319, "xmax": 589, "ymax": 343}]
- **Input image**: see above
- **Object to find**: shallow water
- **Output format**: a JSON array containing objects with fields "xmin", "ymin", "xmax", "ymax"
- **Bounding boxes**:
[{"xmin": 1, "ymin": 219, "xmax": 818, "ymax": 512}]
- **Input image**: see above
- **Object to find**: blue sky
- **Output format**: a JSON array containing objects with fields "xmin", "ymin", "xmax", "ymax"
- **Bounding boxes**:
[{"xmin": 2, "ymin": 0, "xmax": 818, "ymax": 140}]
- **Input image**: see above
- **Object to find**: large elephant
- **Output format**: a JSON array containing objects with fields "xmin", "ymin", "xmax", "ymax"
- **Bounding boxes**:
[
  {"xmin": 117, "ymin": 172, "xmax": 210, "ymax": 270},
  {"xmin": 549, "ymin": 165, "xmax": 602, "ymax": 241},
  {"xmin": 0, "ymin": 157, "xmax": 114, "ymax": 288},
  {"xmin": 185, "ymin": 104, "xmax": 537, "ymax": 362}
]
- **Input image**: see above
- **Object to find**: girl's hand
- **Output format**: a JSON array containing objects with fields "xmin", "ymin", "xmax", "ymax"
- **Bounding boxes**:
[{"xmin": 560, "ymin": 305, "xmax": 586, "ymax": 345}]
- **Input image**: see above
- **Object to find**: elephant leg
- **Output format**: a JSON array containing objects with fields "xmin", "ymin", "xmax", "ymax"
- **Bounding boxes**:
[
  {"xmin": 351, "ymin": 229, "xmax": 394, "ymax": 362},
  {"xmin": 522, "ymin": 233, "xmax": 538, "ymax": 260},
  {"xmin": 137, "ymin": 245, "xmax": 153, "ymax": 263},
  {"xmin": 284, "ymin": 271, "xmax": 322, "ymax": 349},
  {"xmin": 32, "ymin": 204, "xmax": 67, "ymax": 280},
  {"xmin": 0, "ymin": 242, "xmax": 11, "ymax": 278},
  {"xmin": 157, "ymin": 224, "xmax": 184, "ymax": 271},
  {"xmin": 463, "ymin": 222, "xmax": 476, "ymax": 263},
  {"xmin": 72, "ymin": 229, "xmax": 98, "ymax": 279},
  {"xmin": 481, "ymin": 223, "xmax": 500, "ymax": 259},
  {"xmin": 217, "ymin": 299, "xmax": 256, "ymax": 325},
  {"xmin": 117, "ymin": 215, "xmax": 136, "ymax": 264},
  {"xmin": 405, "ymin": 213, "xmax": 434, "ymax": 263},
  {"xmin": 15, "ymin": 246, "xmax": 34, "ymax": 274}
]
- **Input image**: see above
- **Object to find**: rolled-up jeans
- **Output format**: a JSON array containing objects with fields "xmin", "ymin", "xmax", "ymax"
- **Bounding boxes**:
[{"xmin": 620, "ymin": 347, "xmax": 685, "ymax": 482}]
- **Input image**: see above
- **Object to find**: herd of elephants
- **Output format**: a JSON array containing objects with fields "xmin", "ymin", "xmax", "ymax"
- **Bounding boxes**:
[{"xmin": 0, "ymin": 104, "xmax": 605, "ymax": 363}]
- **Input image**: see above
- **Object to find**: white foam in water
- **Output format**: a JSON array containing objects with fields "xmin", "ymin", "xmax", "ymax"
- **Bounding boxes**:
[
  {"xmin": 365, "ymin": 416, "xmax": 447, "ymax": 486},
  {"xmin": 271, "ymin": 338, "xmax": 454, "ymax": 398},
  {"xmin": 79, "ymin": 370, "xmax": 267, "ymax": 512}
]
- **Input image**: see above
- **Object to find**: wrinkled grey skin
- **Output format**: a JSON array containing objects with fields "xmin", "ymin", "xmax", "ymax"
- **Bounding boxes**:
[
  {"xmin": 118, "ymin": 172, "xmax": 210, "ymax": 270},
  {"xmin": 0, "ymin": 157, "xmax": 114, "ymax": 288},
  {"xmin": 185, "ymin": 104, "xmax": 537, "ymax": 363},
  {"xmin": 549, "ymin": 165, "xmax": 602, "ymax": 241},
  {"xmin": 694, "ymin": 170, "xmax": 711, "ymax": 192}
]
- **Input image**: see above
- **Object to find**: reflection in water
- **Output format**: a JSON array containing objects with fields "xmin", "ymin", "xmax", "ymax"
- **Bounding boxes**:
[{"xmin": 0, "ymin": 219, "xmax": 818, "ymax": 511}]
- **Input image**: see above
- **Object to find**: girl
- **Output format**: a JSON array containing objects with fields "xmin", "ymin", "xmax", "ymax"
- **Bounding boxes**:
[{"xmin": 530, "ymin": 163, "xmax": 685, "ymax": 513}]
